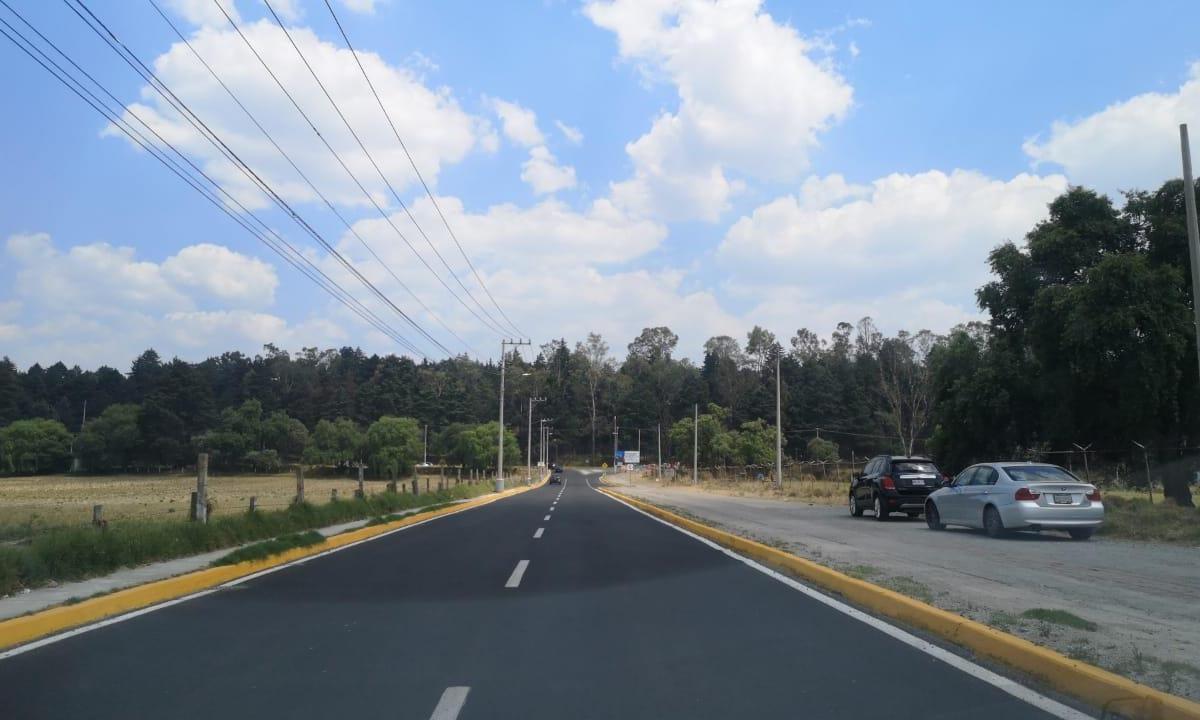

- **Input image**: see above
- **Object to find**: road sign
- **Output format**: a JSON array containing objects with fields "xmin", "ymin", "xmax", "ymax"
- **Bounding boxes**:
[{"xmin": 624, "ymin": 450, "xmax": 640, "ymax": 465}]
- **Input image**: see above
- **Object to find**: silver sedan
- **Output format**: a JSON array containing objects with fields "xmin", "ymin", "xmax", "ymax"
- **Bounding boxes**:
[{"xmin": 924, "ymin": 462, "xmax": 1104, "ymax": 540}]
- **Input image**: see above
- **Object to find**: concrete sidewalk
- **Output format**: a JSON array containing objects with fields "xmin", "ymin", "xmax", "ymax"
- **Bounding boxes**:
[{"xmin": 0, "ymin": 503, "xmax": 452, "ymax": 621}]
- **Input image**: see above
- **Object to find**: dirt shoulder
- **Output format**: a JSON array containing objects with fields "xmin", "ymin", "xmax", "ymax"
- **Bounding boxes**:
[{"xmin": 618, "ymin": 479, "xmax": 1200, "ymax": 701}]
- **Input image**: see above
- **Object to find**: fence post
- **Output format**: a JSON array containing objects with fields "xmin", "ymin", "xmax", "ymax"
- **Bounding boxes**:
[
  {"xmin": 193, "ymin": 452, "xmax": 209, "ymax": 523},
  {"xmin": 249, "ymin": 496, "xmax": 257, "ymax": 513},
  {"xmin": 92, "ymin": 504, "xmax": 103, "ymax": 526},
  {"xmin": 411, "ymin": 478, "xmax": 419, "ymax": 495},
  {"xmin": 356, "ymin": 464, "xmax": 365, "ymax": 499},
  {"xmin": 295, "ymin": 465, "xmax": 305, "ymax": 504},
  {"xmin": 425, "ymin": 476, "xmax": 430, "ymax": 493},
  {"xmin": 331, "ymin": 488, "xmax": 338, "ymax": 502}
]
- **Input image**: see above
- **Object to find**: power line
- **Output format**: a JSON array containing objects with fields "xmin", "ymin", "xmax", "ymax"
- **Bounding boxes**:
[
  {"xmin": 0, "ymin": 6, "xmax": 422, "ymax": 355},
  {"xmin": 215, "ymin": 0, "xmax": 508, "ymax": 338},
  {"xmin": 320, "ymin": 0, "xmax": 524, "ymax": 338},
  {"xmin": 64, "ymin": 0, "xmax": 453, "ymax": 356},
  {"xmin": 144, "ymin": 0, "xmax": 474, "ymax": 356},
  {"xmin": 262, "ymin": 0, "xmax": 520, "ymax": 339}
]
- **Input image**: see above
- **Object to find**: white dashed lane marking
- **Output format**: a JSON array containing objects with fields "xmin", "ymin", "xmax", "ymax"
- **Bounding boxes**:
[
  {"xmin": 543, "ymin": 514, "xmax": 551, "ymax": 521},
  {"xmin": 534, "ymin": 527, "xmax": 544, "ymax": 539},
  {"xmin": 505, "ymin": 560, "xmax": 530, "ymax": 588},
  {"xmin": 429, "ymin": 686, "xmax": 470, "ymax": 720}
]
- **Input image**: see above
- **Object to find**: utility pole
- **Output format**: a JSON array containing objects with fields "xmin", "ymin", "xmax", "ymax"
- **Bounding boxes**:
[
  {"xmin": 423, "ymin": 424, "xmax": 428, "ymax": 465},
  {"xmin": 496, "ymin": 338, "xmax": 531, "ymax": 492},
  {"xmin": 527, "ymin": 397, "xmax": 543, "ymax": 484},
  {"xmin": 692, "ymin": 403, "xmax": 698, "ymax": 485},
  {"xmin": 1133, "ymin": 440, "xmax": 1154, "ymax": 504},
  {"xmin": 1179, "ymin": 124, "xmax": 1200, "ymax": 382},
  {"xmin": 775, "ymin": 351, "xmax": 783, "ymax": 488},
  {"xmin": 612, "ymin": 416, "xmax": 619, "ymax": 468},
  {"xmin": 656, "ymin": 423, "xmax": 662, "ymax": 480},
  {"xmin": 637, "ymin": 428, "xmax": 642, "ymax": 456}
]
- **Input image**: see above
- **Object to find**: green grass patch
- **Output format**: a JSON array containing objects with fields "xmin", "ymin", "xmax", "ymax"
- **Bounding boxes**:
[
  {"xmin": 363, "ymin": 502, "xmax": 459, "ymax": 527},
  {"xmin": 212, "ymin": 531, "xmax": 325, "ymax": 566},
  {"xmin": 841, "ymin": 564, "xmax": 881, "ymax": 580},
  {"xmin": 987, "ymin": 610, "xmax": 1023, "ymax": 630},
  {"xmin": 880, "ymin": 575, "xmax": 933, "ymax": 603},
  {"xmin": 0, "ymin": 481, "xmax": 497, "ymax": 596},
  {"xmin": 1020, "ymin": 608, "xmax": 1098, "ymax": 631},
  {"xmin": 1098, "ymin": 496, "xmax": 1200, "ymax": 544}
]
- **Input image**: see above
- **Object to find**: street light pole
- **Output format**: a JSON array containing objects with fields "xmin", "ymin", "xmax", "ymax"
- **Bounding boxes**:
[
  {"xmin": 656, "ymin": 423, "xmax": 662, "ymax": 480},
  {"xmin": 692, "ymin": 403, "xmax": 698, "ymax": 485},
  {"xmin": 496, "ymin": 339, "xmax": 531, "ymax": 492},
  {"xmin": 612, "ymin": 416, "xmax": 618, "ymax": 468},
  {"xmin": 1179, "ymin": 124, "xmax": 1200, "ymax": 383},
  {"xmin": 775, "ymin": 351, "xmax": 783, "ymax": 488},
  {"xmin": 526, "ymin": 397, "xmax": 543, "ymax": 484}
]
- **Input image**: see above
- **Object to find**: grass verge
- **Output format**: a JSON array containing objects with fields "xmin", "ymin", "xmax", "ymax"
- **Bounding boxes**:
[
  {"xmin": 212, "ymin": 531, "xmax": 325, "ymax": 566},
  {"xmin": 1019, "ymin": 608, "xmax": 1098, "ymax": 631},
  {"xmin": 1098, "ymin": 496, "xmax": 1200, "ymax": 544},
  {"xmin": 0, "ymin": 482, "xmax": 496, "ymax": 596}
]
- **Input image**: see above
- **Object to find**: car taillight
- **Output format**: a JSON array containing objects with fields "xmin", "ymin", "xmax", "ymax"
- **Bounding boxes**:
[
  {"xmin": 881, "ymin": 475, "xmax": 895, "ymax": 490},
  {"xmin": 1086, "ymin": 488, "xmax": 1101, "ymax": 502},
  {"xmin": 1014, "ymin": 487, "xmax": 1040, "ymax": 501}
]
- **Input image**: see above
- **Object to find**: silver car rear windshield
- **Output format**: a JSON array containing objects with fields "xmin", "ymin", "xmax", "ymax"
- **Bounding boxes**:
[{"xmin": 1003, "ymin": 466, "xmax": 1081, "ymax": 483}]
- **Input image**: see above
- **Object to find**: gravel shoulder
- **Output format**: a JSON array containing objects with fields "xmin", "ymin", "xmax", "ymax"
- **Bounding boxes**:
[{"xmin": 619, "ymin": 479, "xmax": 1200, "ymax": 701}]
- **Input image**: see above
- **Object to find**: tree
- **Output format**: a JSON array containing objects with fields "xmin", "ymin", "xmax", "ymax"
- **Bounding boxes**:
[
  {"xmin": 0, "ymin": 418, "xmax": 72, "ymax": 473},
  {"xmin": 446, "ymin": 422, "xmax": 518, "ymax": 472},
  {"xmin": 627, "ymin": 326, "xmax": 679, "ymax": 363},
  {"xmin": 877, "ymin": 329, "xmax": 938, "ymax": 455},
  {"xmin": 367, "ymin": 416, "xmax": 422, "ymax": 479},
  {"xmin": 303, "ymin": 418, "xmax": 365, "ymax": 467},
  {"xmin": 262, "ymin": 410, "xmax": 309, "ymax": 461},
  {"xmin": 735, "ymin": 419, "xmax": 777, "ymax": 465},
  {"xmin": 77, "ymin": 404, "xmax": 141, "ymax": 472},
  {"xmin": 575, "ymin": 333, "xmax": 612, "ymax": 461},
  {"xmin": 807, "ymin": 436, "xmax": 840, "ymax": 463}
]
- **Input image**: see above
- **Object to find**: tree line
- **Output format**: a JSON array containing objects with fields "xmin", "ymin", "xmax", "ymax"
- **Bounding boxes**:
[{"xmin": 0, "ymin": 181, "xmax": 1197, "ymax": 502}]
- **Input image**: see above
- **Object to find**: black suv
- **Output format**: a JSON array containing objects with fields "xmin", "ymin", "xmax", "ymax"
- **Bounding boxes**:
[{"xmin": 850, "ymin": 455, "xmax": 945, "ymax": 521}]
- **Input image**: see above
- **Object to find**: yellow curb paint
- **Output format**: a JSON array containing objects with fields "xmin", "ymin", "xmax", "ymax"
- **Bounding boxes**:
[
  {"xmin": 0, "ymin": 479, "xmax": 544, "ymax": 653},
  {"xmin": 603, "ymin": 488, "xmax": 1200, "ymax": 720}
]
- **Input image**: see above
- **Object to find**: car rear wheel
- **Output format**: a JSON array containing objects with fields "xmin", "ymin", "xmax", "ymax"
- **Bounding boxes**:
[
  {"xmin": 873, "ymin": 494, "xmax": 889, "ymax": 521},
  {"xmin": 1068, "ymin": 528, "xmax": 1095, "ymax": 541},
  {"xmin": 925, "ymin": 502, "xmax": 945, "ymax": 530},
  {"xmin": 849, "ymin": 494, "xmax": 864, "ymax": 517},
  {"xmin": 983, "ymin": 506, "xmax": 1006, "ymax": 538}
]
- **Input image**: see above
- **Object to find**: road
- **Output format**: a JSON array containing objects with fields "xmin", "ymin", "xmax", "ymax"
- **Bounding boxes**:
[
  {"xmin": 618, "ymin": 478, "xmax": 1200, "ymax": 690},
  {"xmin": 0, "ymin": 469, "xmax": 1088, "ymax": 719}
]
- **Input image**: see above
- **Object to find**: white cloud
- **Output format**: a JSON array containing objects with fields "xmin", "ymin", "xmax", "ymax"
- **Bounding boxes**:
[
  {"xmin": 1024, "ymin": 63, "xmax": 1200, "ymax": 198},
  {"xmin": 339, "ymin": 0, "xmax": 381, "ymax": 14},
  {"xmin": 161, "ymin": 243, "xmax": 278, "ymax": 306},
  {"xmin": 164, "ymin": 0, "xmax": 240, "ymax": 28},
  {"xmin": 269, "ymin": 0, "xmax": 304, "ymax": 23},
  {"xmin": 111, "ymin": 20, "xmax": 491, "ymax": 211},
  {"xmin": 489, "ymin": 98, "xmax": 546, "ymax": 147},
  {"xmin": 586, "ymin": 0, "xmax": 854, "ymax": 221},
  {"xmin": 555, "ymin": 120, "xmax": 584, "ymax": 145},
  {"xmin": 521, "ymin": 146, "xmax": 578, "ymax": 194},
  {"xmin": 718, "ymin": 170, "xmax": 1069, "ymax": 330}
]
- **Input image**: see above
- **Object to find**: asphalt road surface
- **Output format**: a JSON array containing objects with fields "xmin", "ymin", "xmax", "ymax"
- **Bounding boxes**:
[{"xmin": 0, "ymin": 469, "xmax": 1090, "ymax": 719}]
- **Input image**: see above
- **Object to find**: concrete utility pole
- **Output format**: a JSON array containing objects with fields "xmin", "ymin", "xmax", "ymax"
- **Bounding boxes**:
[
  {"xmin": 423, "ymin": 425, "xmax": 428, "ymax": 465},
  {"xmin": 612, "ymin": 416, "xmax": 619, "ymax": 467},
  {"xmin": 692, "ymin": 403, "xmax": 699, "ymax": 485},
  {"xmin": 656, "ymin": 423, "xmax": 662, "ymax": 480},
  {"xmin": 496, "ymin": 338, "xmax": 531, "ymax": 492},
  {"xmin": 1132, "ymin": 440, "xmax": 1154, "ymax": 504},
  {"xmin": 1180, "ymin": 124, "xmax": 1200, "ymax": 383},
  {"xmin": 776, "ymin": 352, "xmax": 783, "ymax": 488},
  {"xmin": 526, "ymin": 397, "xmax": 543, "ymax": 484},
  {"xmin": 195, "ymin": 452, "xmax": 208, "ymax": 523}
]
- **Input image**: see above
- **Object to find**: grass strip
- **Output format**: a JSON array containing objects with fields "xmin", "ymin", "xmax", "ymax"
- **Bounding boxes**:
[
  {"xmin": 212, "ymin": 531, "xmax": 325, "ymax": 566},
  {"xmin": 0, "ymin": 482, "xmax": 495, "ymax": 596},
  {"xmin": 1021, "ymin": 608, "xmax": 1098, "ymax": 631}
]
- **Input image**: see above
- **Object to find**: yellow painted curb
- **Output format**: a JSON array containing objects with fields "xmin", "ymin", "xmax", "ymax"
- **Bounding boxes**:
[
  {"xmin": 602, "ymin": 487, "xmax": 1200, "ymax": 720},
  {"xmin": 0, "ymin": 479, "xmax": 544, "ymax": 652}
]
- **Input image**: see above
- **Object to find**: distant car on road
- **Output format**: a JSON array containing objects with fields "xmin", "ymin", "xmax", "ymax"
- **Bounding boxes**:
[
  {"xmin": 549, "ymin": 466, "xmax": 563, "ymax": 484},
  {"xmin": 850, "ymin": 455, "xmax": 946, "ymax": 521},
  {"xmin": 924, "ymin": 462, "xmax": 1103, "ymax": 540}
]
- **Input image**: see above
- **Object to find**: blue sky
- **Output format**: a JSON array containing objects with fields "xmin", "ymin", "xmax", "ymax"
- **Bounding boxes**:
[{"xmin": 3, "ymin": 0, "xmax": 1200, "ymax": 369}]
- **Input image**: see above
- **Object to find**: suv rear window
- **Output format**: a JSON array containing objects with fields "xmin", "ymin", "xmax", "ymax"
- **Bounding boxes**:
[
  {"xmin": 1003, "ymin": 466, "xmax": 1080, "ymax": 483},
  {"xmin": 893, "ymin": 461, "xmax": 937, "ymax": 474}
]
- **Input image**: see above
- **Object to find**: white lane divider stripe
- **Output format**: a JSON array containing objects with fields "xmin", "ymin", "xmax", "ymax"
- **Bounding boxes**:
[
  {"xmin": 429, "ymin": 686, "xmax": 470, "ymax": 720},
  {"xmin": 505, "ymin": 560, "xmax": 530, "ymax": 588},
  {"xmin": 543, "ymin": 514, "xmax": 551, "ymax": 521},
  {"xmin": 534, "ymin": 527, "xmax": 544, "ymax": 539}
]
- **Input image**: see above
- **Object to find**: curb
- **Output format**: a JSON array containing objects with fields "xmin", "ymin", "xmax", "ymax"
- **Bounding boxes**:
[
  {"xmin": 0, "ymin": 479, "xmax": 543, "ymax": 653},
  {"xmin": 601, "ymin": 486, "xmax": 1200, "ymax": 720}
]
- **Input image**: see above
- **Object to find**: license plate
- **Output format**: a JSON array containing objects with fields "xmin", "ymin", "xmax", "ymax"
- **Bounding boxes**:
[
  {"xmin": 1053, "ymin": 494, "xmax": 1073, "ymax": 504},
  {"xmin": 910, "ymin": 478, "xmax": 925, "ymax": 486}
]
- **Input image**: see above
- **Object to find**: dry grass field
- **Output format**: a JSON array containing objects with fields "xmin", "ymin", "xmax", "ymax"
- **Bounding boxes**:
[
  {"xmin": 0, "ymin": 472, "xmax": 446, "ymax": 535},
  {"xmin": 619, "ymin": 469, "xmax": 847, "ymax": 505}
]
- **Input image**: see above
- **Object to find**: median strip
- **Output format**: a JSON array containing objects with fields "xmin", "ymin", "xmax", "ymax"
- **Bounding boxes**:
[
  {"xmin": 0, "ymin": 479, "xmax": 544, "ymax": 655},
  {"xmin": 599, "ymin": 485, "xmax": 1200, "ymax": 720}
]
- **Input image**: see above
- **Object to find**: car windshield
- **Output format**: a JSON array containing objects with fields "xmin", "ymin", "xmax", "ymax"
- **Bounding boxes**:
[
  {"xmin": 894, "ymin": 461, "xmax": 937, "ymax": 474},
  {"xmin": 1002, "ymin": 466, "xmax": 1082, "ymax": 484}
]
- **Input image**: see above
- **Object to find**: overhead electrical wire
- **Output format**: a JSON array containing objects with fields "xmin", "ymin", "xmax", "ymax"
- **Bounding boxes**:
[
  {"xmin": 144, "ymin": 0, "xmax": 475, "ymax": 356},
  {"xmin": 62, "ymin": 0, "xmax": 455, "ymax": 357},
  {"xmin": 320, "ymin": 0, "xmax": 526, "ymax": 339},
  {"xmin": 0, "ymin": 5, "xmax": 424, "ymax": 356},
  {"xmin": 260, "ymin": 0, "xmax": 520, "ymax": 339},
  {"xmin": 215, "ymin": 0, "xmax": 510, "ymax": 338}
]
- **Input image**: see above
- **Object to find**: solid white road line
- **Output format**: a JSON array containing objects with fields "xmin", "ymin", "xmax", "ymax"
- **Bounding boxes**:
[
  {"xmin": 505, "ymin": 560, "xmax": 530, "ymax": 588},
  {"xmin": 429, "ymin": 686, "xmax": 470, "ymax": 720},
  {"xmin": 587, "ymin": 480, "xmax": 1091, "ymax": 720},
  {"xmin": 534, "ymin": 528, "xmax": 545, "ymax": 539},
  {"xmin": 543, "ymin": 514, "xmax": 551, "ymax": 521}
]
